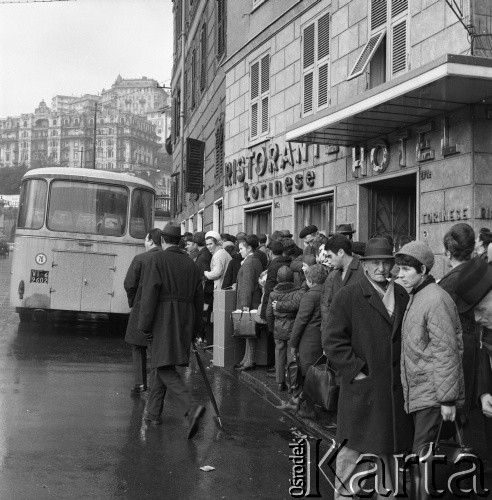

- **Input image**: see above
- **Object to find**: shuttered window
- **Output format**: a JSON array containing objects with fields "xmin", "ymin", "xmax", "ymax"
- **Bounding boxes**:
[
  {"xmin": 250, "ymin": 54, "xmax": 270, "ymax": 139},
  {"xmin": 191, "ymin": 49, "xmax": 196, "ymax": 109},
  {"xmin": 200, "ymin": 24, "xmax": 207, "ymax": 91},
  {"xmin": 185, "ymin": 138, "xmax": 205, "ymax": 194},
  {"xmin": 347, "ymin": 0, "xmax": 408, "ymax": 82},
  {"xmin": 302, "ymin": 12, "xmax": 330, "ymax": 116},
  {"xmin": 215, "ymin": 118, "xmax": 224, "ymax": 178},
  {"xmin": 217, "ymin": 0, "xmax": 226, "ymax": 59}
]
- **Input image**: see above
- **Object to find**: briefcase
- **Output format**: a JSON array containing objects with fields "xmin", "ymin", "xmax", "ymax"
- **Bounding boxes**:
[
  {"xmin": 231, "ymin": 310, "xmax": 257, "ymax": 338},
  {"xmin": 303, "ymin": 355, "xmax": 339, "ymax": 412}
]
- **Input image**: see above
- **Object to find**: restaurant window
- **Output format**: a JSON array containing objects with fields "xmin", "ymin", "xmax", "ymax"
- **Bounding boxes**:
[
  {"xmin": 347, "ymin": 0, "xmax": 408, "ymax": 84},
  {"xmin": 213, "ymin": 198, "xmax": 224, "ymax": 233},
  {"xmin": 245, "ymin": 205, "xmax": 272, "ymax": 235},
  {"xmin": 302, "ymin": 11, "xmax": 330, "ymax": 116},
  {"xmin": 250, "ymin": 54, "xmax": 270, "ymax": 140},
  {"xmin": 295, "ymin": 193, "xmax": 334, "ymax": 240}
]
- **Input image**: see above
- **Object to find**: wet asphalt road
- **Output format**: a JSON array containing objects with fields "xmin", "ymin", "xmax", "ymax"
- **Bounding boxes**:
[{"xmin": 0, "ymin": 254, "xmax": 334, "ymax": 500}]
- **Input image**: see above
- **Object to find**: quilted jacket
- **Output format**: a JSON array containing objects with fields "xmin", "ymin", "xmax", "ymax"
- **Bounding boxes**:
[
  {"xmin": 266, "ymin": 282, "xmax": 301, "ymax": 340},
  {"xmin": 401, "ymin": 278, "xmax": 465, "ymax": 413}
]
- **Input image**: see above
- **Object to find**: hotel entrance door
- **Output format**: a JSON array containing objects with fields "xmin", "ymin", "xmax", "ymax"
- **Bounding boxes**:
[{"xmin": 369, "ymin": 176, "xmax": 416, "ymax": 251}]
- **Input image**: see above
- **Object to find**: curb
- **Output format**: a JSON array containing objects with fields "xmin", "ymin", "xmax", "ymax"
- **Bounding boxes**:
[{"xmin": 222, "ymin": 366, "xmax": 336, "ymax": 442}]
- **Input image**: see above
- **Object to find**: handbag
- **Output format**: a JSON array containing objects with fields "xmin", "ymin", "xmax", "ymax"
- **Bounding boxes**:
[
  {"xmin": 231, "ymin": 310, "xmax": 257, "ymax": 338},
  {"xmin": 415, "ymin": 417, "xmax": 479, "ymax": 499},
  {"xmin": 302, "ymin": 355, "xmax": 339, "ymax": 412},
  {"xmin": 285, "ymin": 356, "xmax": 302, "ymax": 393}
]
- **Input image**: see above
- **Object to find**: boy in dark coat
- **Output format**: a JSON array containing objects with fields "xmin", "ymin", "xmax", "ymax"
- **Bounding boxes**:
[
  {"xmin": 123, "ymin": 228, "xmax": 162, "ymax": 395},
  {"xmin": 266, "ymin": 266, "xmax": 303, "ymax": 391},
  {"xmin": 138, "ymin": 223, "xmax": 205, "ymax": 439}
]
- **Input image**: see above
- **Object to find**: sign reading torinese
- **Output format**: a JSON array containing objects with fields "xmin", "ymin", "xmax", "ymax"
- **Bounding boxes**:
[{"xmin": 224, "ymin": 143, "xmax": 317, "ymax": 201}]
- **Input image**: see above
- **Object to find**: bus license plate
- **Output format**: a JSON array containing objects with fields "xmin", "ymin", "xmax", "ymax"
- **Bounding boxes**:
[{"xmin": 30, "ymin": 270, "xmax": 49, "ymax": 284}]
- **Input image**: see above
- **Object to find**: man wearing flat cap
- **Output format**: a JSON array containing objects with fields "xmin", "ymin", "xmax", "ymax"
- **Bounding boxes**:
[
  {"xmin": 324, "ymin": 238, "xmax": 413, "ymax": 499},
  {"xmin": 138, "ymin": 222, "xmax": 206, "ymax": 439}
]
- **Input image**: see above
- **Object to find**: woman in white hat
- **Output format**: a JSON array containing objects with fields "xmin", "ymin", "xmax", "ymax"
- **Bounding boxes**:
[{"xmin": 204, "ymin": 231, "xmax": 232, "ymax": 292}]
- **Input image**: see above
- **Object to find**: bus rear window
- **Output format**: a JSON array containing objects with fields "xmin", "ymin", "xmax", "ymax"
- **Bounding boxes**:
[
  {"xmin": 130, "ymin": 189, "xmax": 153, "ymax": 239},
  {"xmin": 18, "ymin": 179, "xmax": 48, "ymax": 229},
  {"xmin": 48, "ymin": 181, "xmax": 128, "ymax": 236}
]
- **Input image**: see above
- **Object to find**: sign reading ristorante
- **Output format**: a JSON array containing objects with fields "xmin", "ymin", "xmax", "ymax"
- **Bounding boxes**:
[{"xmin": 224, "ymin": 142, "xmax": 316, "ymax": 201}]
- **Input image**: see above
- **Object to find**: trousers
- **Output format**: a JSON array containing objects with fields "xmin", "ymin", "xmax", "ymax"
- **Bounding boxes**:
[
  {"xmin": 145, "ymin": 365, "xmax": 193, "ymax": 419},
  {"xmin": 131, "ymin": 345, "xmax": 147, "ymax": 387},
  {"xmin": 274, "ymin": 338, "xmax": 293, "ymax": 384}
]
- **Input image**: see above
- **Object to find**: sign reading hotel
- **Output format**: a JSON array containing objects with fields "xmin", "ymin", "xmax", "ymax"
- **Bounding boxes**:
[{"xmin": 224, "ymin": 143, "xmax": 316, "ymax": 201}]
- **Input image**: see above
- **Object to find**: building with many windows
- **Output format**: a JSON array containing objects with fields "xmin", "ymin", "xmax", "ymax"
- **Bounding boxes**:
[
  {"xmin": 218, "ymin": 0, "xmax": 492, "ymax": 276},
  {"xmin": 170, "ymin": 0, "xmax": 227, "ymax": 234}
]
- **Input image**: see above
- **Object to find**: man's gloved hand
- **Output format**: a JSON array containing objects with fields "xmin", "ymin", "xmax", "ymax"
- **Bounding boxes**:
[{"xmin": 141, "ymin": 330, "xmax": 153, "ymax": 345}]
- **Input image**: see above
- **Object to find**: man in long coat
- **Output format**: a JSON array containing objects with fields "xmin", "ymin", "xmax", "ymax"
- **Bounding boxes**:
[
  {"xmin": 123, "ymin": 228, "xmax": 162, "ymax": 394},
  {"xmin": 138, "ymin": 223, "xmax": 206, "ymax": 439},
  {"xmin": 323, "ymin": 238, "xmax": 414, "ymax": 499}
]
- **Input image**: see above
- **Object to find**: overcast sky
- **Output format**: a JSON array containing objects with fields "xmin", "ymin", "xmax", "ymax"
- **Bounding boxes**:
[{"xmin": 0, "ymin": 0, "xmax": 173, "ymax": 117}]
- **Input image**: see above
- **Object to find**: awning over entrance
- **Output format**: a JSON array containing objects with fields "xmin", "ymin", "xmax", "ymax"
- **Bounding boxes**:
[{"xmin": 285, "ymin": 54, "xmax": 492, "ymax": 147}]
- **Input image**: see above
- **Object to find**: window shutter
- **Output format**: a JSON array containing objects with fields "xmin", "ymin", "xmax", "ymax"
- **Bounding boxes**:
[
  {"xmin": 371, "ymin": 0, "xmax": 387, "ymax": 30},
  {"xmin": 317, "ymin": 13, "xmax": 330, "ymax": 61},
  {"xmin": 318, "ymin": 63, "xmax": 329, "ymax": 107},
  {"xmin": 170, "ymin": 176, "xmax": 177, "ymax": 216},
  {"xmin": 261, "ymin": 55, "xmax": 270, "ymax": 93},
  {"xmin": 215, "ymin": 121, "xmax": 224, "ymax": 177},
  {"xmin": 392, "ymin": 20, "xmax": 407, "ymax": 75},
  {"xmin": 201, "ymin": 24, "xmax": 207, "ymax": 91},
  {"xmin": 303, "ymin": 72, "xmax": 314, "ymax": 113},
  {"xmin": 347, "ymin": 30, "xmax": 385, "ymax": 80},
  {"xmin": 391, "ymin": 0, "xmax": 407, "ymax": 17},
  {"xmin": 185, "ymin": 138, "xmax": 205, "ymax": 194},
  {"xmin": 303, "ymin": 24, "xmax": 315, "ymax": 69},
  {"xmin": 191, "ymin": 49, "xmax": 196, "ymax": 109},
  {"xmin": 217, "ymin": 0, "xmax": 225, "ymax": 58},
  {"xmin": 251, "ymin": 102, "xmax": 258, "ymax": 138},
  {"xmin": 261, "ymin": 97, "xmax": 269, "ymax": 134},
  {"xmin": 251, "ymin": 61, "xmax": 259, "ymax": 99}
]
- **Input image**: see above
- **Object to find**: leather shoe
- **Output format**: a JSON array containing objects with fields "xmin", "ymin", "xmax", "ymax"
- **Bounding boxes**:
[
  {"xmin": 278, "ymin": 383, "xmax": 287, "ymax": 392},
  {"xmin": 143, "ymin": 413, "xmax": 162, "ymax": 425},
  {"xmin": 187, "ymin": 405, "xmax": 206, "ymax": 439},
  {"xmin": 237, "ymin": 364, "xmax": 255, "ymax": 371},
  {"xmin": 233, "ymin": 362, "xmax": 244, "ymax": 369},
  {"xmin": 131, "ymin": 384, "xmax": 147, "ymax": 395}
]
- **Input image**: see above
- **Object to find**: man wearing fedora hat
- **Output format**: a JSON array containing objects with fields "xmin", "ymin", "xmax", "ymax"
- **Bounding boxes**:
[
  {"xmin": 324, "ymin": 238, "xmax": 413, "ymax": 499},
  {"xmin": 138, "ymin": 222, "xmax": 206, "ymax": 439},
  {"xmin": 330, "ymin": 222, "xmax": 356, "ymax": 240}
]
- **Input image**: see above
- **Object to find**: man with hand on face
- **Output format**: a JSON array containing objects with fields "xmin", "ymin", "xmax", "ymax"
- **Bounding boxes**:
[
  {"xmin": 320, "ymin": 234, "xmax": 364, "ymax": 334},
  {"xmin": 324, "ymin": 238, "xmax": 413, "ymax": 499}
]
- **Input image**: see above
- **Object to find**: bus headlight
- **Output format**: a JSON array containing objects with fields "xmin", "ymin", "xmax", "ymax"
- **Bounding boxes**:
[{"xmin": 18, "ymin": 280, "xmax": 25, "ymax": 299}]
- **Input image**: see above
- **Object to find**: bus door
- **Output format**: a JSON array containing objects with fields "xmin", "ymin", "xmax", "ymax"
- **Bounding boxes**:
[{"xmin": 50, "ymin": 250, "xmax": 116, "ymax": 312}]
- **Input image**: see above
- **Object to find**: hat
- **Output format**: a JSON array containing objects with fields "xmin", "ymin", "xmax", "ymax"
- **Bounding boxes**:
[
  {"xmin": 161, "ymin": 223, "xmax": 181, "ymax": 238},
  {"xmin": 299, "ymin": 225, "xmax": 318, "ymax": 239},
  {"xmin": 336, "ymin": 223, "xmax": 356, "ymax": 234},
  {"xmin": 222, "ymin": 240, "xmax": 234, "ymax": 249},
  {"xmin": 455, "ymin": 257, "xmax": 492, "ymax": 313},
  {"xmin": 277, "ymin": 265, "xmax": 294, "ymax": 283},
  {"xmin": 359, "ymin": 238, "xmax": 394, "ymax": 260},
  {"xmin": 205, "ymin": 230, "xmax": 221, "ymax": 242},
  {"xmin": 395, "ymin": 241, "xmax": 434, "ymax": 270},
  {"xmin": 281, "ymin": 229, "xmax": 294, "ymax": 238}
]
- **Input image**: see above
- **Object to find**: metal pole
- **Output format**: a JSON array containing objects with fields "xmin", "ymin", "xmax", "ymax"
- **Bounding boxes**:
[
  {"xmin": 80, "ymin": 147, "xmax": 83, "ymax": 168},
  {"xmin": 93, "ymin": 103, "xmax": 97, "ymax": 169}
]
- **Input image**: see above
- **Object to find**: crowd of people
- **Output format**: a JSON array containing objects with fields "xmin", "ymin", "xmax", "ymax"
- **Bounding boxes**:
[{"xmin": 122, "ymin": 219, "xmax": 492, "ymax": 495}]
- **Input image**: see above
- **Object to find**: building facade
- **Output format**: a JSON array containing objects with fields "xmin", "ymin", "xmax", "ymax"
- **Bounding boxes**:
[
  {"xmin": 170, "ymin": 0, "xmax": 227, "ymax": 234},
  {"xmin": 221, "ymin": 0, "xmax": 492, "ymax": 277}
]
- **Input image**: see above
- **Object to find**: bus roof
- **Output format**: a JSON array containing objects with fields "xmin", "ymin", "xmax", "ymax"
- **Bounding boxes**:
[{"xmin": 22, "ymin": 167, "xmax": 155, "ymax": 191}]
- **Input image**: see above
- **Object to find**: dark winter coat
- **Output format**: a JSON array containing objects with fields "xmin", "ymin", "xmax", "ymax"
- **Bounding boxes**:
[
  {"xmin": 235, "ymin": 254, "xmax": 263, "ymax": 309},
  {"xmin": 254, "ymin": 249, "xmax": 268, "ymax": 271},
  {"xmin": 477, "ymin": 347, "xmax": 492, "ymax": 402},
  {"xmin": 324, "ymin": 277, "xmax": 414, "ymax": 455},
  {"xmin": 194, "ymin": 246, "xmax": 213, "ymax": 304},
  {"xmin": 260, "ymin": 255, "xmax": 292, "ymax": 319},
  {"xmin": 321, "ymin": 256, "xmax": 365, "ymax": 334},
  {"xmin": 123, "ymin": 246, "xmax": 162, "ymax": 346},
  {"xmin": 222, "ymin": 254, "xmax": 242, "ymax": 289},
  {"xmin": 266, "ymin": 282, "xmax": 300, "ymax": 340},
  {"xmin": 138, "ymin": 246, "xmax": 204, "ymax": 368},
  {"xmin": 439, "ymin": 262, "xmax": 480, "ymax": 415},
  {"xmin": 289, "ymin": 283, "xmax": 324, "ymax": 376}
]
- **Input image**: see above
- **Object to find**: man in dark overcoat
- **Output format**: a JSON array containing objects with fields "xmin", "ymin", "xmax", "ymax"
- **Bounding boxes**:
[
  {"xmin": 323, "ymin": 238, "xmax": 414, "ymax": 499},
  {"xmin": 193, "ymin": 231, "xmax": 213, "ymax": 342},
  {"xmin": 138, "ymin": 223, "xmax": 206, "ymax": 439},
  {"xmin": 124, "ymin": 228, "xmax": 162, "ymax": 395}
]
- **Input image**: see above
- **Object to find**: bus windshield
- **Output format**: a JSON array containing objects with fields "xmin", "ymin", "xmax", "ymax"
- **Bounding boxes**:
[
  {"xmin": 48, "ymin": 180, "xmax": 128, "ymax": 236},
  {"xmin": 18, "ymin": 179, "xmax": 48, "ymax": 230}
]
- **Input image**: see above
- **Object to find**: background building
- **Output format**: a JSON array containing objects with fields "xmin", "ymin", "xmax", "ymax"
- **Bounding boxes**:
[
  {"xmin": 221, "ymin": 0, "xmax": 492, "ymax": 277},
  {"xmin": 170, "ymin": 0, "xmax": 227, "ymax": 234}
]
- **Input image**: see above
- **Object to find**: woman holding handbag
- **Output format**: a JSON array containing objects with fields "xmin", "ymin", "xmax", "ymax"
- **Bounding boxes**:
[
  {"xmin": 289, "ymin": 264, "xmax": 328, "ymax": 418},
  {"xmin": 234, "ymin": 234, "xmax": 263, "ymax": 371}
]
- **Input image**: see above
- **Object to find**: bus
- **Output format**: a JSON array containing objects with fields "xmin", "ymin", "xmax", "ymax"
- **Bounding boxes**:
[{"xmin": 10, "ymin": 167, "xmax": 155, "ymax": 324}]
